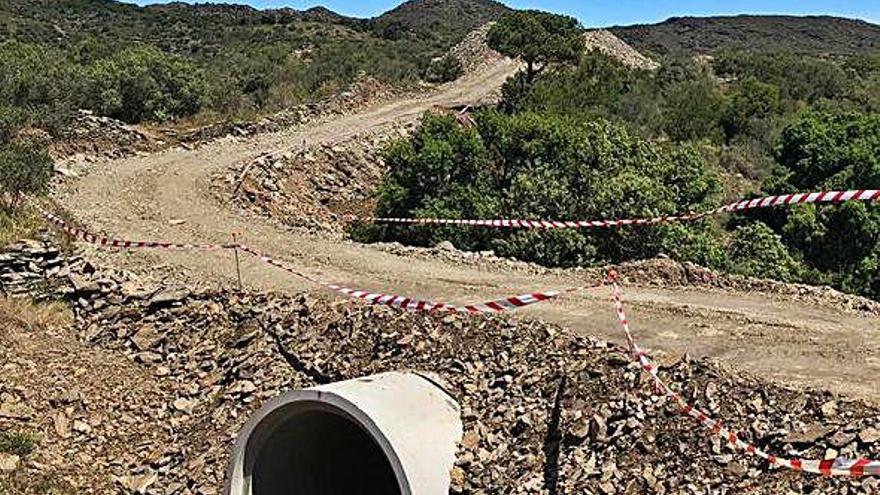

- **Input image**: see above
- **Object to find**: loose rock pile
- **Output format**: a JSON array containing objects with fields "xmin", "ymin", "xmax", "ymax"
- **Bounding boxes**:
[
  {"xmin": 583, "ymin": 30, "xmax": 662, "ymax": 71},
  {"xmin": 216, "ymin": 124, "xmax": 412, "ymax": 233},
  {"xmin": 0, "ymin": 239, "xmax": 67, "ymax": 299},
  {"xmin": 447, "ymin": 23, "xmax": 508, "ymax": 76},
  {"xmin": 1, "ymin": 241, "xmax": 879, "ymax": 493},
  {"xmin": 52, "ymin": 110, "xmax": 158, "ymax": 161}
]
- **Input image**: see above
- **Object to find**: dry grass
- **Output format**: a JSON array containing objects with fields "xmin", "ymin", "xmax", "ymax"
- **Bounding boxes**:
[
  {"xmin": 0, "ymin": 206, "xmax": 44, "ymax": 247},
  {"xmin": 0, "ymin": 471, "xmax": 75, "ymax": 495},
  {"xmin": 0, "ymin": 203, "xmax": 77, "ymax": 252},
  {"xmin": 0, "ymin": 298, "xmax": 72, "ymax": 336},
  {"xmin": 0, "ymin": 299, "xmax": 73, "ymax": 493}
]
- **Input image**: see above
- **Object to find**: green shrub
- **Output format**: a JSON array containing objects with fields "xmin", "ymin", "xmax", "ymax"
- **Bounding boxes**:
[
  {"xmin": 720, "ymin": 76, "xmax": 783, "ymax": 141},
  {"xmin": 515, "ymin": 51, "xmax": 656, "ymax": 124},
  {"xmin": 0, "ymin": 430, "xmax": 38, "ymax": 457},
  {"xmin": 728, "ymin": 222, "xmax": 805, "ymax": 282},
  {"xmin": 83, "ymin": 45, "xmax": 207, "ymax": 123},
  {"xmin": 742, "ymin": 109, "xmax": 880, "ymax": 298},
  {"xmin": 0, "ymin": 140, "xmax": 54, "ymax": 210},
  {"xmin": 661, "ymin": 76, "xmax": 725, "ymax": 142},
  {"xmin": 0, "ymin": 41, "xmax": 80, "ymax": 133},
  {"xmin": 363, "ymin": 111, "xmax": 722, "ymax": 269},
  {"xmin": 0, "ymin": 206, "xmax": 44, "ymax": 247},
  {"xmin": 714, "ymin": 51, "xmax": 857, "ymax": 104},
  {"xmin": 0, "ymin": 106, "xmax": 27, "ymax": 143},
  {"xmin": 493, "ymin": 229, "xmax": 598, "ymax": 267},
  {"xmin": 425, "ymin": 54, "xmax": 463, "ymax": 83}
]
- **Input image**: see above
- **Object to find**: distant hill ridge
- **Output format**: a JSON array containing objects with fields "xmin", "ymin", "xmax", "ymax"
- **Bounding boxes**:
[
  {"xmin": 4, "ymin": 1, "xmax": 878, "ymax": 58},
  {"xmin": 0, "ymin": 0, "xmax": 508, "ymax": 48},
  {"xmin": 611, "ymin": 14, "xmax": 880, "ymax": 57},
  {"xmin": 371, "ymin": 0, "xmax": 510, "ymax": 50}
]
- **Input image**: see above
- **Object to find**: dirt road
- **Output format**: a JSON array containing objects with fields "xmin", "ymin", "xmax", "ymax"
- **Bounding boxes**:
[{"xmin": 55, "ymin": 58, "xmax": 880, "ymax": 401}]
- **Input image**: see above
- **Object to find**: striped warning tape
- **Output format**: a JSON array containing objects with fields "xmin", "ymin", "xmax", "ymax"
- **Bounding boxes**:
[
  {"xmin": 34, "ymin": 203, "xmax": 880, "ymax": 476},
  {"xmin": 237, "ymin": 244, "xmax": 597, "ymax": 313},
  {"xmin": 363, "ymin": 189, "xmax": 880, "ymax": 229},
  {"xmin": 36, "ymin": 205, "xmax": 592, "ymax": 314},
  {"xmin": 39, "ymin": 210, "xmax": 231, "ymax": 250},
  {"xmin": 610, "ymin": 277, "xmax": 880, "ymax": 477}
]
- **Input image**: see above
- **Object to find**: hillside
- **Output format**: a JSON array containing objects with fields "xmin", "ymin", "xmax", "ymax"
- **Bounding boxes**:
[
  {"xmin": 611, "ymin": 15, "xmax": 880, "ymax": 57},
  {"xmin": 0, "ymin": 0, "xmax": 513, "ymax": 133},
  {"xmin": 0, "ymin": 0, "xmax": 348, "ymax": 55},
  {"xmin": 369, "ymin": 0, "xmax": 510, "ymax": 50},
  {"xmin": 0, "ymin": 0, "xmax": 509, "ymax": 56}
]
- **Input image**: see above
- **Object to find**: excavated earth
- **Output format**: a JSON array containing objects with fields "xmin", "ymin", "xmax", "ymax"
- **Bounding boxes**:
[{"xmin": 1, "ymin": 240, "xmax": 880, "ymax": 495}]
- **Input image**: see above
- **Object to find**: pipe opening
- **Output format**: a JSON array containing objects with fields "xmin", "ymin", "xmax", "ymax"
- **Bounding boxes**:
[{"xmin": 247, "ymin": 403, "xmax": 402, "ymax": 495}]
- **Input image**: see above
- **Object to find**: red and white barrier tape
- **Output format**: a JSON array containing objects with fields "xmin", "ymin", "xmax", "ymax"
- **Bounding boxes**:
[
  {"xmin": 39, "ymin": 210, "xmax": 231, "ymax": 250},
  {"xmin": 37, "ymin": 206, "xmax": 588, "ymax": 314},
  {"xmin": 35, "ymin": 203, "xmax": 880, "ymax": 476},
  {"xmin": 610, "ymin": 277, "xmax": 880, "ymax": 477},
  {"xmin": 364, "ymin": 190, "xmax": 880, "ymax": 229},
  {"xmin": 237, "ymin": 244, "xmax": 595, "ymax": 313}
]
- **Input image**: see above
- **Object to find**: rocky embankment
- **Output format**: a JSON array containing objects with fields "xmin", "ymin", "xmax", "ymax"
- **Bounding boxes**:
[
  {"xmin": 1, "ymin": 240, "xmax": 879, "ymax": 494},
  {"xmin": 371, "ymin": 241, "xmax": 880, "ymax": 316},
  {"xmin": 215, "ymin": 124, "xmax": 412, "ymax": 234}
]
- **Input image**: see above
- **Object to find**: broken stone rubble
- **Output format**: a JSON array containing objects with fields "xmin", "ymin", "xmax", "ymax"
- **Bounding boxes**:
[
  {"xmin": 1, "ymin": 240, "xmax": 879, "ymax": 494},
  {"xmin": 215, "ymin": 124, "xmax": 413, "ymax": 235}
]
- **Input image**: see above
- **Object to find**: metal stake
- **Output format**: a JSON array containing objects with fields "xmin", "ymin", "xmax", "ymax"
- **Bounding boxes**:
[{"xmin": 232, "ymin": 232, "xmax": 243, "ymax": 290}]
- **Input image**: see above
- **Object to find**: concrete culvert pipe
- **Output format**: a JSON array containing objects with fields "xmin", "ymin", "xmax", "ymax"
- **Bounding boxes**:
[{"xmin": 225, "ymin": 371, "xmax": 463, "ymax": 495}]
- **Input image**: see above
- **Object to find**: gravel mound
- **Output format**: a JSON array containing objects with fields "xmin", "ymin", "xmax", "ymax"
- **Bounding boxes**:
[
  {"xmin": 583, "ymin": 30, "xmax": 661, "ymax": 71},
  {"xmin": 447, "ymin": 23, "xmax": 508, "ymax": 76}
]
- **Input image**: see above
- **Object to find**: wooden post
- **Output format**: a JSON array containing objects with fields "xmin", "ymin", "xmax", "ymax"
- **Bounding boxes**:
[{"xmin": 232, "ymin": 232, "xmax": 243, "ymax": 290}]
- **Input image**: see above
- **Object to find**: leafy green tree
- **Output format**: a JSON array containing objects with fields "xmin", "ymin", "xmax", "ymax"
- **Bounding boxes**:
[
  {"xmin": 720, "ymin": 76, "xmax": 783, "ymax": 141},
  {"xmin": 0, "ymin": 41, "xmax": 81, "ymax": 133},
  {"xmin": 363, "ymin": 110, "xmax": 722, "ymax": 269},
  {"xmin": 370, "ymin": 114, "xmax": 498, "ymax": 250},
  {"xmin": 0, "ymin": 140, "xmax": 54, "ymax": 211},
  {"xmin": 661, "ymin": 76, "xmax": 724, "ymax": 142},
  {"xmin": 487, "ymin": 11, "xmax": 583, "ymax": 83},
  {"xmin": 757, "ymin": 110, "xmax": 880, "ymax": 298}
]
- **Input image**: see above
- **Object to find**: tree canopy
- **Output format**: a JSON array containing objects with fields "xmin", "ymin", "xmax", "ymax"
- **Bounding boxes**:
[{"xmin": 487, "ymin": 11, "xmax": 584, "ymax": 82}]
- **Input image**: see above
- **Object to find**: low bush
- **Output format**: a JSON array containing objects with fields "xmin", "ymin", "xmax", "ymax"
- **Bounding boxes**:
[
  {"xmin": 0, "ymin": 430, "xmax": 38, "ymax": 457},
  {"xmin": 0, "ymin": 140, "xmax": 53, "ymax": 211},
  {"xmin": 358, "ymin": 111, "xmax": 723, "ymax": 268},
  {"xmin": 424, "ymin": 54, "xmax": 463, "ymax": 83}
]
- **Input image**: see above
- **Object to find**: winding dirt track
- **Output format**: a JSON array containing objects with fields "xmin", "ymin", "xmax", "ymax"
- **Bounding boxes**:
[{"xmin": 56, "ymin": 59, "xmax": 879, "ymax": 401}]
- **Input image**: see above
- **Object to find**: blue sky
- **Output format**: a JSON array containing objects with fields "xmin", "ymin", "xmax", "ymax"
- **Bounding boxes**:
[{"xmin": 130, "ymin": 1, "xmax": 880, "ymax": 27}]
